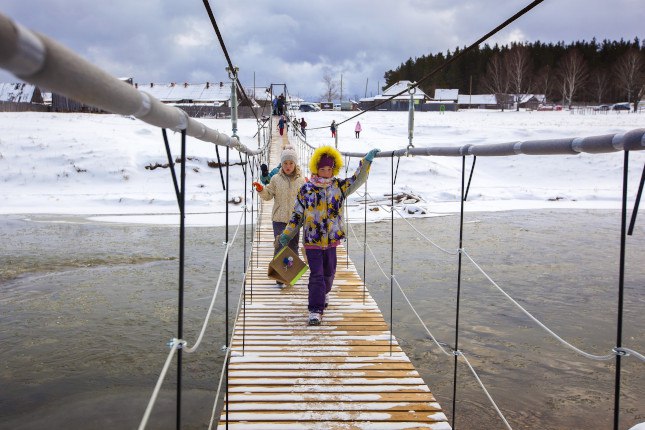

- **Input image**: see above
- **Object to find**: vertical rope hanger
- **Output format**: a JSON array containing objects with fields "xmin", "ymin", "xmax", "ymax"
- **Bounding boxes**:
[
  {"xmin": 363, "ymin": 179, "xmax": 368, "ymax": 306},
  {"xmin": 159, "ymin": 128, "xmax": 188, "ymax": 430},
  {"xmin": 627, "ymin": 162, "xmax": 645, "ymax": 235},
  {"xmin": 613, "ymin": 150, "xmax": 629, "ymax": 430},
  {"xmin": 452, "ymin": 155, "xmax": 467, "ymax": 429},
  {"xmin": 390, "ymin": 152, "xmax": 395, "ymax": 356},
  {"xmin": 345, "ymin": 154, "xmax": 350, "ymax": 269}
]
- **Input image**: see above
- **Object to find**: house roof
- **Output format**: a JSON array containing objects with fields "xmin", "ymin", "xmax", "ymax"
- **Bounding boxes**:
[
  {"xmin": 0, "ymin": 82, "xmax": 38, "ymax": 102},
  {"xmin": 457, "ymin": 94, "xmax": 498, "ymax": 105},
  {"xmin": 135, "ymin": 82, "xmax": 232, "ymax": 102},
  {"xmin": 517, "ymin": 94, "xmax": 546, "ymax": 104},
  {"xmin": 380, "ymin": 80, "xmax": 427, "ymax": 100},
  {"xmin": 434, "ymin": 89, "xmax": 459, "ymax": 100}
]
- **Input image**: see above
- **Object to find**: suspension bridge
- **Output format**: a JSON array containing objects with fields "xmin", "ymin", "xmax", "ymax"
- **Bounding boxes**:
[
  {"xmin": 1, "ymin": 6, "xmax": 644, "ymax": 430},
  {"xmin": 217, "ymin": 127, "xmax": 450, "ymax": 429}
]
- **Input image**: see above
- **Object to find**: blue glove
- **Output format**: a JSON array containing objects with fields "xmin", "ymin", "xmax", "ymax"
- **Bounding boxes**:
[
  {"xmin": 278, "ymin": 233, "xmax": 290, "ymax": 246},
  {"xmin": 259, "ymin": 174, "xmax": 271, "ymax": 185},
  {"xmin": 365, "ymin": 148, "xmax": 380, "ymax": 162}
]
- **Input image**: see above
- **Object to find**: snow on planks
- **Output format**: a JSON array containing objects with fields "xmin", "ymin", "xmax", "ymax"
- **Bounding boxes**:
[{"xmin": 218, "ymin": 127, "xmax": 451, "ymax": 429}]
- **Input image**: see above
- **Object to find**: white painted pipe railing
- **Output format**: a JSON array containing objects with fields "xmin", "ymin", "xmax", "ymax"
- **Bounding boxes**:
[
  {"xmin": 0, "ymin": 12, "xmax": 264, "ymax": 156},
  {"xmin": 0, "ymin": 12, "xmax": 643, "ymax": 159}
]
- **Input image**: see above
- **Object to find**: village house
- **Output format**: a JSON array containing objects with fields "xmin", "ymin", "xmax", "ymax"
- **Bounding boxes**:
[
  {"xmin": 358, "ymin": 80, "xmax": 428, "ymax": 111},
  {"xmin": 0, "ymin": 82, "xmax": 48, "ymax": 112}
]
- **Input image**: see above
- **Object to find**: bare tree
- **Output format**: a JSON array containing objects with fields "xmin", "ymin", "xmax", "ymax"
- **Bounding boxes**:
[
  {"xmin": 589, "ymin": 69, "xmax": 610, "ymax": 104},
  {"xmin": 614, "ymin": 49, "xmax": 645, "ymax": 112},
  {"xmin": 534, "ymin": 65, "xmax": 553, "ymax": 101},
  {"xmin": 506, "ymin": 45, "xmax": 533, "ymax": 110},
  {"xmin": 482, "ymin": 53, "xmax": 510, "ymax": 110},
  {"xmin": 321, "ymin": 73, "xmax": 340, "ymax": 103},
  {"xmin": 557, "ymin": 49, "xmax": 588, "ymax": 108}
]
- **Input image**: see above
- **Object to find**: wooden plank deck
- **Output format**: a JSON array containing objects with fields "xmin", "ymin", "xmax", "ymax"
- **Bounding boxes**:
[{"xmin": 218, "ymin": 127, "xmax": 451, "ymax": 429}]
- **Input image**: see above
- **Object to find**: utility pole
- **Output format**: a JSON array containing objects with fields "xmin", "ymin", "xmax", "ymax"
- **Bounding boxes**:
[
  {"xmin": 364, "ymin": 78, "xmax": 369, "ymax": 98},
  {"xmin": 340, "ymin": 73, "xmax": 343, "ymax": 103}
]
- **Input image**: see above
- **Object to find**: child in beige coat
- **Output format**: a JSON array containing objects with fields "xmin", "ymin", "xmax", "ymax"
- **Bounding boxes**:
[{"xmin": 253, "ymin": 145, "xmax": 306, "ymax": 287}]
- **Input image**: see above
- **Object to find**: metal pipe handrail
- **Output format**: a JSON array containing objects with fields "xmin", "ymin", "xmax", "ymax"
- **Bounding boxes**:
[
  {"xmin": 0, "ymin": 13, "xmax": 264, "ymax": 156},
  {"xmin": 1, "ymin": 12, "xmax": 643, "ymax": 161}
]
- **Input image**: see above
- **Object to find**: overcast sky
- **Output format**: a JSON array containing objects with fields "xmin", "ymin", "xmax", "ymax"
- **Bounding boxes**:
[{"xmin": 1, "ymin": 1, "xmax": 644, "ymax": 101}]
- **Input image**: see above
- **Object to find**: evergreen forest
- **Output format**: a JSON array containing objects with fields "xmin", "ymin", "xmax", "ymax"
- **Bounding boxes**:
[{"xmin": 384, "ymin": 39, "xmax": 645, "ymax": 109}]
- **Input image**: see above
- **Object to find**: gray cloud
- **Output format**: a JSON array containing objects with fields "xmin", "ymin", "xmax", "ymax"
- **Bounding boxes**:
[{"xmin": 1, "ymin": 1, "xmax": 643, "ymax": 101}]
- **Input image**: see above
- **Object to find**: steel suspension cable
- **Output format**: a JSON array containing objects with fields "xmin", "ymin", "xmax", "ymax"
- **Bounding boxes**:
[
  {"xmin": 207, "ymin": 261, "xmax": 250, "ymax": 430},
  {"xmin": 346, "ymin": 218, "xmax": 517, "ymax": 430},
  {"xmin": 201, "ymin": 0, "xmax": 260, "ymax": 123},
  {"xmin": 181, "ymin": 210, "xmax": 246, "ymax": 354},
  {"xmin": 460, "ymin": 249, "xmax": 616, "ymax": 361},
  {"xmin": 137, "ymin": 339, "xmax": 184, "ymax": 430},
  {"xmin": 304, "ymin": 0, "xmax": 546, "ymax": 130},
  {"xmin": 457, "ymin": 352, "xmax": 514, "ymax": 430}
]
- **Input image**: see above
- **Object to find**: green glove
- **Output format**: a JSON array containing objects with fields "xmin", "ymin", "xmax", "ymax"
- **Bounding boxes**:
[
  {"xmin": 278, "ymin": 233, "xmax": 290, "ymax": 246},
  {"xmin": 365, "ymin": 148, "xmax": 380, "ymax": 162}
]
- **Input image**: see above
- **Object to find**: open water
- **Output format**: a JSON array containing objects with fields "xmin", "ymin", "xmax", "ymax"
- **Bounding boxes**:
[{"xmin": 0, "ymin": 209, "xmax": 643, "ymax": 429}]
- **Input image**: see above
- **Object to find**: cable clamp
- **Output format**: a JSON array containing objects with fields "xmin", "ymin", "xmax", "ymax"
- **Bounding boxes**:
[
  {"xmin": 613, "ymin": 347, "xmax": 629, "ymax": 357},
  {"xmin": 226, "ymin": 66, "xmax": 239, "ymax": 81},
  {"xmin": 167, "ymin": 338, "xmax": 186, "ymax": 349},
  {"xmin": 452, "ymin": 349, "xmax": 462, "ymax": 357},
  {"xmin": 405, "ymin": 143, "xmax": 415, "ymax": 157},
  {"xmin": 220, "ymin": 345, "xmax": 230, "ymax": 352}
]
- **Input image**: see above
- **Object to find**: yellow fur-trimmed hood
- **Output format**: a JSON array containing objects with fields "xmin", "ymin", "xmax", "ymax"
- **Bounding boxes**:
[{"xmin": 309, "ymin": 145, "xmax": 343, "ymax": 176}]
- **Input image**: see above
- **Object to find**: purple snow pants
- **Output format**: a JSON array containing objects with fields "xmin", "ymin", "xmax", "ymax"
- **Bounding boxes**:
[
  {"xmin": 305, "ymin": 247, "xmax": 337, "ymax": 314},
  {"xmin": 272, "ymin": 222, "xmax": 299, "ymax": 257}
]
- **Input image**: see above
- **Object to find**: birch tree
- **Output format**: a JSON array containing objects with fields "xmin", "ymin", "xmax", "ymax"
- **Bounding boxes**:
[
  {"xmin": 321, "ymin": 73, "xmax": 340, "ymax": 103},
  {"xmin": 506, "ymin": 45, "xmax": 533, "ymax": 110},
  {"xmin": 590, "ymin": 69, "xmax": 610, "ymax": 104},
  {"xmin": 557, "ymin": 50, "xmax": 588, "ymax": 107},
  {"xmin": 614, "ymin": 49, "xmax": 645, "ymax": 112},
  {"xmin": 482, "ymin": 53, "xmax": 510, "ymax": 110}
]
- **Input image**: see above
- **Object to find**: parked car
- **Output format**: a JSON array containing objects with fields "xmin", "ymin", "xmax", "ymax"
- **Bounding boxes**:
[
  {"xmin": 612, "ymin": 103, "xmax": 630, "ymax": 111},
  {"xmin": 593, "ymin": 104, "xmax": 611, "ymax": 111},
  {"xmin": 299, "ymin": 103, "xmax": 320, "ymax": 112}
]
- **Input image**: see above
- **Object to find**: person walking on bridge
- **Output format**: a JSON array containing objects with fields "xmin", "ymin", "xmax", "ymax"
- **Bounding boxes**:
[
  {"xmin": 253, "ymin": 145, "xmax": 305, "ymax": 288},
  {"xmin": 278, "ymin": 115, "xmax": 286, "ymax": 136},
  {"xmin": 279, "ymin": 145, "xmax": 380, "ymax": 325}
]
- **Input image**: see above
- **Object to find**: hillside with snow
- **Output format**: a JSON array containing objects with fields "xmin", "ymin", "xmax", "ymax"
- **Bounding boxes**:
[{"xmin": 0, "ymin": 110, "xmax": 643, "ymax": 225}]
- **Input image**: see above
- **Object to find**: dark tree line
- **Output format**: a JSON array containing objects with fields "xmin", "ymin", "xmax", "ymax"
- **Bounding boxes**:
[{"xmin": 384, "ymin": 38, "xmax": 645, "ymax": 111}]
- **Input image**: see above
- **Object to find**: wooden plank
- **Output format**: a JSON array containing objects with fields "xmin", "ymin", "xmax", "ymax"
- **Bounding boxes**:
[{"xmin": 217, "ymin": 128, "xmax": 450, "ymax": 430}]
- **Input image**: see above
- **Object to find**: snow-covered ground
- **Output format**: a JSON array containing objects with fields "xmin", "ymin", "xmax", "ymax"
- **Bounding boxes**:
[{"xmin": 0, "ymin": 109, "xmax": 643, "ymax": 225}]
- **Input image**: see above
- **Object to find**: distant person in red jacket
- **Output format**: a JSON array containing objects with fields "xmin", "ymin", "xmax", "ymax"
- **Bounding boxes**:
[{"xmin": 278, "ymin": 115, "xmax": 286, "ymax": 136}]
